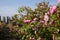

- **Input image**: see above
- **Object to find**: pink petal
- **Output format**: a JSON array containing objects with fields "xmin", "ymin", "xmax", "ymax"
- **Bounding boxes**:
[{"xmin": 58, "ymin": 0, "xmax": 60, "ymax": 3}]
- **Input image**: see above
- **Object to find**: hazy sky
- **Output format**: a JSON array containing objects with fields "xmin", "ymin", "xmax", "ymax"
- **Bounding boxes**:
[{"xmin": 0, "ymin": 0, "xmax": 57, "ymax": 17}]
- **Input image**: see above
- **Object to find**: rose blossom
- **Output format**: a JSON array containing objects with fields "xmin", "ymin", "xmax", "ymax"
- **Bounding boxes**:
[
  {"xmin": 44, "ymin": 13, "xmax": 49, "ymax": 22},
  {"xmin": 58, "ymin": 0, "xmax": 60, "ymax": 3},
  {"xmin": 23, "ymin": 19, "xmax": 30, "ymax": 23},
  {"xmin": 33, "ymin": 18, "xmax": 38, "ymax": 21},
  {"xmin": 44, "ymin": 13, "xmax": 49, "ymax": 25},
  {"xmin": 49, "ymin": 6, "xmax": 57, "ymax": 14}
]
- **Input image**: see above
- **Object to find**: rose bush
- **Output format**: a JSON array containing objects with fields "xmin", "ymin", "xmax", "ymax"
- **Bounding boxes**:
[{"xmin": 0, "ymin": 0, "xmax": 60, "ymax": 40}]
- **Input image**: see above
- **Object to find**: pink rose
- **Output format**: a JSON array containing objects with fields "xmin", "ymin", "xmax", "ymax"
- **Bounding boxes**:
[
  {"xmin": 23, "ymin": 19, "xmax": 30, "ymax": 23},
  {"xmin": 44, "ymin": 13, "xmax": 49, "ymax": 25},
  {"xmin": 33, "ymin": 18, "xmax": 38, "ymax": 21},
  {"xmin": 58, "ymin": 0, "xmax": 60, "ymax": 3},
  {"xmin": 49, "ymin": 6, "xmax": 57, "ymax": 14},
  {"xmin": 44, "ymin": 13, "xmax": 49, "ymax": 22}
]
